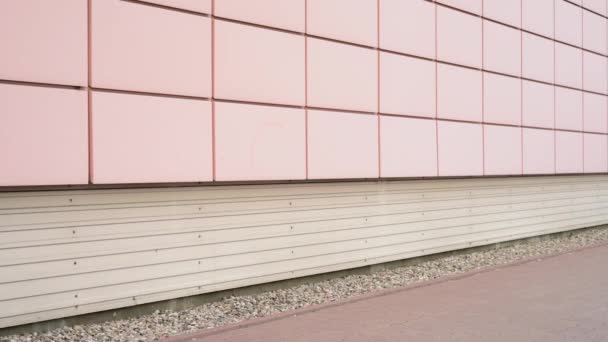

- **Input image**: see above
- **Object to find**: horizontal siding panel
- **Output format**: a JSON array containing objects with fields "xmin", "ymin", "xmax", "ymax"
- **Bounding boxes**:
[
  {"xmin": 0, "ymin": 181, "xmax": 599, "ymax": 233},
  {"xmin": 3, "ymin": 210, "xmax": 608, "ymax": 321},
  {"xmin": 2, "ymin": 192, "xmax": 603, "ymax": 284},
  {"xmin": 1, "ymin": 176, "xmax": 608, "ymax": 327},
  {"xmin": 1, "ymin": 186, "xmax": 604, "ymax": 250},
  {"xmin": 0, "ymin": 176, "xmax": 602, "ymax": 210},
  {"xmin": 2, "ymin": 188, "xmax": 604, "ymax": 263},
  {"xmin": 3, "ymin": 200, "xmax": 608, "ymax": 301}
]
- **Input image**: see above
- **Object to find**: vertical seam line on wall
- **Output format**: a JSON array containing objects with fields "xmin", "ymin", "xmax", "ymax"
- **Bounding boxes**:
[
  {"xmin": 582, "ymin": 4, "xmax": 586, "ymax": 172},
  {"xmin": 377, "ymin": 0, "xmax": 381, "ymax": 178},
  {"xmin": 481, "ymin": 1, "xmax": 486, "ymax": 176},
  {"xmin": 211, "ymin": 0, "xmax": 217, "ymax": 181},
  {"xmin": 554, "ymin": 0, "xmax": 557, "ymax": 174},
  {"xmin": 435, "ymin": 0, "xmax": 440, "ymax": 177},
  {"xmin": 305, "ymin": 0, "xmax": 309, "ymax": 179},
  {"xmin": 520, "ymin": 0, "xmax": 524, "ymax": 175},
  {"xmin": 87, "ymin": 0, "xmax": 93, "ymax": 184}
]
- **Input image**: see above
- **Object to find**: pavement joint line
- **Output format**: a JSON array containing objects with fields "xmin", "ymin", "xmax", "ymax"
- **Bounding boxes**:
[{"xmin": 163, "ymin": 239, "xmax": 608, "ymax": 342}]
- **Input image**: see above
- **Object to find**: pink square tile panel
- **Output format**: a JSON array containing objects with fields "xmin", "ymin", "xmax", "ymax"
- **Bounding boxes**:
[
  {"xmin": 555, "ymin": 43, "xmax": 583, "ymax": 89},
  {"xmin": 90, "ymin": 0, "xmax": 211, "ymax": 97},
  {"xmin": 483, "ymin": 73, "xmax": 521, "ymax": 126},
  {"xmin": 555, "ymin": 87, "xmax": 583, "ymax": 131},
  {"xmin": 380, "ymin": 116, "xmax": 437, "ymax": 178},
  {"xmin": 583, "ymin": 52, "xmax": 608, "ymax": 94},
  {"xmin": 556, "ymin": 131, "xmax": 584, "ymax": 173},
  {"xmin": 307, "ymin": 38, "xmax": 377, "ymax": 112},
  {"xmin": 214, "ymin": 21, "xmax": 305, "ymax": 106},
  {"xmin": 437, "ymin": 64, "xmax": 482, "ymax": 122},
  {"xmin": 523, "ymin": 128, "xmax": 555, "ymax": 174},
  {"xmin": 483, "ymin": 20, "xmax": 521, "ymax": 77},
  {"xmin": 437, "ymin": 6, "xmax": 482, "ymax": 68},
  {"xmin": 522, "ymin": 33, "xmax": 554, "ymax": 84},
  {"xmin": 584, "ymin": 93, "xmax": 608, "ymax": 134},
  {"xmin": 307, "ymin": 110, "xmax": 378, "ymax": 179},
  {"xmin": 438, "ymin": 121, "xmax": 483, "ymax": 176},
  {"xmin": 0, "ymin": 0, "xmax": 87, "ymax": 86},
  {"xmin": 584, "ymin": 133, "xmax": 608, "ymax": 173},
  {"xmin": 522, "ymin": 81, "xmax": 554, "ymax": 129},
  {"xmin": 583, "ymin": 11, "xmax": 607, "ymax": 54},
  {"xmin": 522, "ymin": 0, "xmax": 554, "ymax": 38},
  {"xmin": 379, "ymin": 0, "xmax": 435, "ymax": 59},
  {"xmin": 380, "ymin": 52, "xmax": 435, "ymax": 118},
  {"xmin": 90, "ymin": 91, "xmax": 213, "ymax": 184},
  {"xmin": 484, "ymin": 125, "xmax": 522, "ymax": 175},
  {"xmin": 0, "ymin": 84, "xmax": 88, "ymax": 186},
  {"xmin": 555, "ymin": 0, "xmax": 582, "ymax": 47},
  {"xmin": 215, "ymin": 102, "xmax": 306, "ymax": 181}
]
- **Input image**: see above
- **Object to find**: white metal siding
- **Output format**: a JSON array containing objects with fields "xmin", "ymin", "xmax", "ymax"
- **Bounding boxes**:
[{"xmin": 1, "ymin": 176, "xmax": 608, "ymax": 327}]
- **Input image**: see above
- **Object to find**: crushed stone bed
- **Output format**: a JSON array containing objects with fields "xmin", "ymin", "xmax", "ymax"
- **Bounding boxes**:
[{"xmin": 4, "ymin": 226, "xmax": 608, "ymax": 342}]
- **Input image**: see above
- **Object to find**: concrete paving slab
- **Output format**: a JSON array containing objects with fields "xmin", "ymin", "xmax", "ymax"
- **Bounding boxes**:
[{"xmin": 169, "ymin": 244, "xmax": 608, "ymax": 342}]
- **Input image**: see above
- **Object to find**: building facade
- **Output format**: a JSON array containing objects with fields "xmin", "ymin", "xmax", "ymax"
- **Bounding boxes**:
[{"xmin": 2, "ymin": 0, "xmax": 608, "ymax": 329}]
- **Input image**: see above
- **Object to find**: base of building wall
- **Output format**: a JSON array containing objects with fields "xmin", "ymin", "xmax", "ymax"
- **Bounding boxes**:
[
  {"xmin": 1, "ymin": 224, "xmax": 604, "ymax": 337},
  {"xmin": 2, "ymin": 176, "xmax": 608, "ymax": 330}
]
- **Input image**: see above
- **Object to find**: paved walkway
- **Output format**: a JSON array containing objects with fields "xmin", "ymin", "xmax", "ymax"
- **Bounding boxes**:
[{"xmin": 170, "ymin": 244, "xmax": 608, "ymax": 342}]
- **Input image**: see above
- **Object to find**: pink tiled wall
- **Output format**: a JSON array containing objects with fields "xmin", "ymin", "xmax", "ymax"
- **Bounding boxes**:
[{"xmin": 2, "ymin": 0, "xmax": 608, "ymax": 186}]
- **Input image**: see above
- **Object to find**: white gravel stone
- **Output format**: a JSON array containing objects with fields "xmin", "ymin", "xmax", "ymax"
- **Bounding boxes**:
[{"xmin": 3, "ymin": 226, "xmax": 608, "ymax": 342}]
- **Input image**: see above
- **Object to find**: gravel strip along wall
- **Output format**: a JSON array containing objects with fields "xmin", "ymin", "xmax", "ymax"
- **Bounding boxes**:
[{"xmin": 3, "ymin": 225, "xmax": 608, "ymax": 342}]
